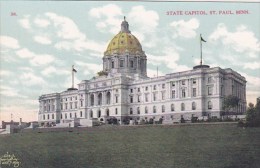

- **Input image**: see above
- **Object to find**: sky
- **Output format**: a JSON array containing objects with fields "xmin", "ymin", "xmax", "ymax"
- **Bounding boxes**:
[{"xmin": 0, "ymin": 1, "xmax": 259, "ymax": 123}]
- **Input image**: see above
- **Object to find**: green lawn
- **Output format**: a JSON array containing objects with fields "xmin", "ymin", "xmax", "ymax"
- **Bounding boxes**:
[{"xmin": 0, "ymin": 124, "xmax": 259, "ymax": 168}]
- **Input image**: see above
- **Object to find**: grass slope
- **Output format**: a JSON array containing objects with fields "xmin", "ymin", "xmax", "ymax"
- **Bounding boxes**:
[{"xmin": 0, "ymin": 124, "xmax": 259, "ymax": 168}]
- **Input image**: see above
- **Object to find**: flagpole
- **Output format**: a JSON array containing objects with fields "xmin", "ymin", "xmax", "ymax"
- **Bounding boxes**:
[
  {"xmin": 72, "ymin": 65, "xmax": 74, "ymax": 88},
  {"xmin": 200, "ymin": 34, "xmax": 202, "ymax": 65}
]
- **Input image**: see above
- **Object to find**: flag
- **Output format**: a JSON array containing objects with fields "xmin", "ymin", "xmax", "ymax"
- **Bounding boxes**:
[
  {"xmin": 72, "ymin": 65, "xmax": 77, "ymax": 73},
  {"xmin": 201, "ymin": 36, "xmax": 206, "ymax": 42}
]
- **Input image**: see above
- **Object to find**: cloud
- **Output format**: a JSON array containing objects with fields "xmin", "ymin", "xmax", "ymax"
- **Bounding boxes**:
[
  {"xmin": 41, "ymin": 66, "xmax": 70, "ymax": 77},
  {"xmin": 128, "ymin": 6, "xmax": 159, "ymax": 33},
  {"xmin": 34, "ymin": 18, "xmax": 50, "ymax": 28},
  {"xmin": 243, "ymin": 62, "xmax": 260, "ymax": 70},
  {"xmin": 16, "ymin": 48, "xmax": 55, "ymax": 66},
  {"xmin": 170, "ymin": 18, "xmax": 199, "ymax": 38},
  {"xmin": 0, "ymin": 85, "xmax": 27, "ymax": 98},
  {"xmin": 209, "ymin": 24, "xmax": 260, "ymax": 58},
  {"xmin": 33, "ymin": 35, "xmax": 52, "ymax": 45},
  {"xmin": 19, "ymin": 15, "xmax": 31, "ymax": 29},
  {"xmin": 0, "ymin": 70, "xmax": 12, "ymax": 77},
  {"xmin": 20, "ymin": 72, "xmax": 46, "ymax": 86},
  {"xmin": 45, "ymin": 12, "xmax": 85, "ymax": 40},
  {"xmin": 147, "ymin": 47, "xmax": 190, "ymax": 72},
  {"xmin": 75, "ymin": 61, "xmax": 102, "ymax": 75},
  {"xmin": 89, "ymin": 4, "xmax": 122, "ymax": 34},
  {"xmin": 0, "ymin": 36, "xmax": 20, "ymax": 49}
]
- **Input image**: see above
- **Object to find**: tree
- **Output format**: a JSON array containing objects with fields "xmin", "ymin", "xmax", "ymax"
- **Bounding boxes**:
[
  {"xmin": 223, "ymin": 95, "xmax": 240, "ymax": 115},
  {"xmin": 97, "ymin": 71, "xmax": 108, "ymax": 76},
  {"xmin": 245, "ymin": 101, "xmax": 260, "ymax": 127}
]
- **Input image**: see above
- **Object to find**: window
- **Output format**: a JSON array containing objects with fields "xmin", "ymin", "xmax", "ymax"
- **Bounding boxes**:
[
  {"xmin": 120, "ymin": 60, "xmax": 124, "ymax": 67},
  {"xmin": 75, "ymin": 102, "xmax": 77, "ymax": 109},
  {"xmin": 61, "ymin": 104, "xmax": 63, "ymax": 110},
  {"xmin": 43, "ymin": 115, "xmax": 45, "ymax": 120},
  {"xmin": 182, "ymin": 89, "xmax": 186, "ymax": 98},
  {"xmin": 162, "ymin": 105, "xmax": 165, "ymax": 113},
  {"xmin": 192, "ymin": 88, "xmax": 196, "ymax": 97},
  {"xmin": 137, "ymin": 88, "xmax": 140, "ymax": 92},
  {"xmin": 115, "ymin": 108, "xmax": 118, "ymax": 115},
  {"xmin": 130, "ymin": 96, "xmax": 133, "ymax": 103},
  {"xmin": 153, "ymin": 93, "xmax": 157, "ymax": 101},
  {"xmin": 90, "ymin": 94, "xmax": 94, "ymax": 106},
  {"xmin": 115, "ymin": 96, "xmax": 118, "ymax": 103},
  {"xmin": 80, "ymin": 111, "xmax": 82, "ymax": 117},
  {"xmin": 172, "ymin": 82, "xmax": 175, "ymax": 87},
  {"xmin": 52, "ymin": 105, "xmax": 55, "ymax": 111},
  {"xmin": 153, "ymin": 106, "xmax": 156, "ymax": 113},
  {"xmin": 208, "ymin": 77, "xmax": 212, "ymax": 83},
  {"xmin": 130, "ymin": 60, "xmax": 134, "ymax": 68},
  {"xmin": 182, "ymin": 80, "xmax": 185, "ymax": 85},
  {"xmin": 137, "ymin": 107, "xmax": 140, "ymax": 114},
  {"xmin": 208, "ymin": 101, "xmax": 212, "ymax": 109},
  {"xmin": 171, "ymin": 104, "xmax": 175, "ymax": 111},
  {"xmin": 75, "ymin": 96, "xmax": 77, "ymax": 100},
  {"xmin": 98, "ymin": 110, "xmax": 101, "ymax": 118},
  {"xmin": 193, "ymin": 79, "xmax": 197, "ymax": 84},
  {"xmin": 130, "ymin": 108, "xmax": 133, "ymax": 115},
  {"xmin": 52, "ymin": 114, "xmax": 54, "ymax": 119},
  {"xmin": 111, "ymin": 61, "xmax": 114, "ymax": 68},
  {"xmin": 162, "ymin": 92, "xmax": 165, "ymax": 100},
  {"xmin": 162, "ymin": 84, "xmax": 165, "ymax": 89},
  {"xmin": 145, "ymin": 107, "xmax": 148, "ymax": 114},
  {"xmin": 70, "ymin": 102, "xmax": 73, "ymax": 109},
  {"xmin": 90, "ymin": 111, "xmax": 93, "ymax": 118},
  {"xmin": 138, "ymin": 95, "xmax": 141, "ymax": 102},
  {"xmin": 192, "ymin": 102, "xmax": 196, "ymax": 110},
  {"xmin": 172, "ymin": 90, "xmax": 176, "ymax": 99},
  {"xmin": 153, "ymin": 85, "xmax": 157, "ymax": 90},
  {"xmin": 70, "ymin": 113, "xmax": 72, "ymax": 118},
  {"xmin": 65, "ymin": 103, "xmax": 68, "ymax": 110},
  {"xmin": 145, "ymin": 86, "xmax": 148, "ymax": 91},
  {"xmin": 208, "ymin": 87, "xmax": 213, "ymax": 95},
  {"xmin": 106, "ymin": 110, "xmax": 109, "ymax": 116},
  {"xmin": 80, "ymin": 101, "xmax": 83, "ymax": 107},
  {"xmin": 75, "ymin": 113, "xmax": 77, "ymax": 118},
  {"xmin": 98, "ymin": 93, "xmax": 102, "ymax": 105},
  {"xmin": 130, "ymin": 89, "xmax": 133, "ymax": 93},
  {"xmin": 60, "ymin": 114, "xmax": 63, "ymax": 119},
  {"xmin": 65, "ymin": 113, "xmax": 67, "ymax": 119},
  {"xmin": 181, "ymin": 103, "xmax": 185, "ymax": 111},
  {"xmin": 145, "ymin": 94, "xmax": 149, "ymax": 102}
]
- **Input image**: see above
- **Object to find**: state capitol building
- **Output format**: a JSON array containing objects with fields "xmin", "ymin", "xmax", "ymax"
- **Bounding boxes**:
[{"xmin": 38, "ymin": 18, "xmax": 247, "ymax": 126}]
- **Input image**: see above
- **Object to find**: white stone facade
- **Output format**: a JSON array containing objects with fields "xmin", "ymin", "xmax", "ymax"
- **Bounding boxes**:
[{"xmin": 38, "ymin": 19, "xmax": 246, "ymax": 125}]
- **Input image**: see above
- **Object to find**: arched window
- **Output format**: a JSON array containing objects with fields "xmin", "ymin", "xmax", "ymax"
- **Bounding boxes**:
[
  {"xmin": 153, "ymin": 106, "xmax": 156, "ymax": 113},
  {"xmin": 90, "ymin": 94, "xmax": 94, "ymax": 106},
  {"xmin": 171, "ymin": 104, "xmax": 175, "ymax": 111},
  {"xmin": 106, "ymin": 92, "xmax": 111, "ymax": 104},
  {"xmin": 130, "ymin": 108, "xmax": 133, "ymax": 115},
  {"xmin": 208, "ymin": 101, "xmax": 212, "ymax": 110},
  {"xmin": 181, "ymin": 103, "xmax": 185, "ymax": 111},
  {"xmin": 137, "ymin": 107, "xmax": 140, "ymax": 114},
  {"xmin": 192, "ymin": 102, "xmax": 196, "ymax": 110},
  {"xmin": 162, "ymin": 105, "xmax": 165, "ymax": 113},
  {"xmin": 145, "ymin": 106, "xmax": 148, "ymax": 114},
  {"xmin": 106, "ymin": 109, "xmax": 109, "ymax": 116},
  {"xmin": 98, "ymin": 93, "xmax": 102, "ymax": 105}
]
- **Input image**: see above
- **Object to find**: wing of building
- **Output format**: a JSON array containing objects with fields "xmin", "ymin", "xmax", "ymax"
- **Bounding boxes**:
[{"xmin": 38, "ymin": 18, "xmax": 247, "ymax": 126}]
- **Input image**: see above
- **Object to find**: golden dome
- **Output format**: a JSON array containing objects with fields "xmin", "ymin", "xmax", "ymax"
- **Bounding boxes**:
[{"xmin": 104, "ymin": 18, "xmax": 143, "ymax": 55}]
